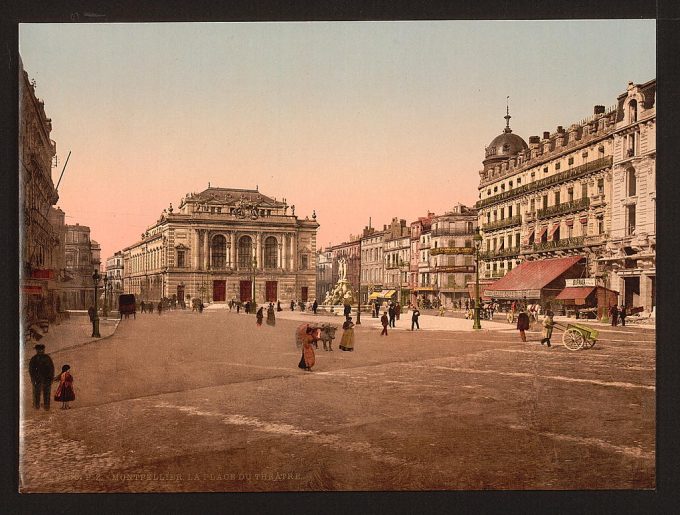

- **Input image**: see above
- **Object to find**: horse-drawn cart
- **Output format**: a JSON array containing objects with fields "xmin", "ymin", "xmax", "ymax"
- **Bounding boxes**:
[{"xmin": 554, "ymin": 321, "xmax": 598, "ymax": 351}]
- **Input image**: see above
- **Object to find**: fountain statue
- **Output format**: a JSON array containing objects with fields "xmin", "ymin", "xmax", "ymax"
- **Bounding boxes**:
[{"xmin": 322, "ymin": 258, "xmax": 356, "ymax": 306}]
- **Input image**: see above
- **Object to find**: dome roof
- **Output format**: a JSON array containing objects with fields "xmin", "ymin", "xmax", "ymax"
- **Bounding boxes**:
[{"xmin": 483, "ymin": 109, "xmax": 528, "ymax": 164}]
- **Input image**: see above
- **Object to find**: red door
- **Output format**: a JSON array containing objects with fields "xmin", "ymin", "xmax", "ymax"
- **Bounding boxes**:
[
  {"xmin": 239, "ymin": 280, "xmax": 252, "ymax": 302},
  {"xmin": 301, "ymin": 286, "xmax": 308, "ymax": 302},
  {"xmin": 213, "ymin": 280, "xmax": 226, "ymax": 302},
  {"xmin": 265, "ymin": 281, "xmax": 277, "ymax": 302}
]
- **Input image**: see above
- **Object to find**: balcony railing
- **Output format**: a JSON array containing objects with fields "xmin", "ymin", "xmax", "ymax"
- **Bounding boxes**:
[
  {"xmin": 430, "ymin": 228, "xmax": 474, "ymax": 237},
  {"xmin": 537, "ymin": 197, "xmax": 590, "ymax": 219},
  {"xmin": 532, "ymin": 236, "xmax": 585, "ymax": 252},
  {"xmin": 482, "ymin": 214, "xmax": 522, "ymax": 232},
  {"xmin": 476, "ymin": 156, "xmax": 612, "ymax": 209},
  {"xmin": 480, "ymin": 247, "xmax": 521, "ymax": 260}
]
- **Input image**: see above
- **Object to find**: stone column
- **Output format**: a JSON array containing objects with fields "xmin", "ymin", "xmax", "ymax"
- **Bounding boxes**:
[
  {"xmin": 203, "ymin": 230, "xmax": 210, "ymax": 270},
  {"xmin": 230, "ymin": 232, "xmax": 236, "ymax": 269},
  {"xmin": 256, "ymin": 233, "xmax": 262, "ymax": 269},
  {"xmin": 282, "ymin": 234, "xmax": 288, "ymax": 271},
  {"xmin": 291, "ymin": 232, "xmax": 297, "ymax": 271},
  {"xmin": 193, "ymin": 230, "xmax": 200, "ymax": 270},
  {"xmin": 278, "ymin": 240, "xmax": 283, "ymax": 269}
]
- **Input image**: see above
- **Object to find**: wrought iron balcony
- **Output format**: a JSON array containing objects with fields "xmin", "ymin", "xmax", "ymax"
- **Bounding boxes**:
[
  {"xmin": 480, "ymin": 247, "xmax": 521, "ymax": 260},
  {"xmin": 537, "ymin": 197, "xmax": 589, "ymax": 219},
  {"xmin": 430, "ymin": 228, "xmax": 474, "ymax": 237},
  {"xmin": 476, "ymin": 156, "xmax": 612, "ymax": 209},
  {"xmin": 532, "ymin": 236, "xmax": 585, "ymax": 252},
  {"xmin": 482, "ymin": 214, "xmax": 522, "ymax": 232}
]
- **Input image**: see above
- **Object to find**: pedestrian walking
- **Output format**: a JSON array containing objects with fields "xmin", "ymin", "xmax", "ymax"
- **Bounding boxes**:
[
  {"xmin": 411, "ymin": 308, "xmax": 420, "ymax": 331},
  {"xmin": 373, "ymin": 301, "xmax": 380, "ymax": 318},
  {"xmin": 609, "ymin": 305, "xmax": 619, "ymax": 326},
  {"xmin": 619, "ymin": 305, "xmax": 627, "ymax": 326},
  {"xmin": 290, "ymin": 300, "xmax": 296, "ymax": 311},
  {"xmin": 228, "ymin": 300, "xmax": 233, "ymax": 311},
  {"xmin": 312, "ymin": 299, "xmax": 318, "ymax": 314},
  {"xmin": 299, "ymin": 301, "xmax": 306, "ymax": 311},
  {"xmin": 540, "ymin": 310, "xmax": 555, "ymax": 347},
  {"xmin": 140, "ymin": 300, "xmax": 146, "ymax": 313},
  {"xmin": 388, "ymin": 304, "xmax": 396, "ymax": 327},
  {"xmin": 29, "ymin": 343, "xmax": 54, "ymax": 410},
  {"xmin": 277, "ymin": 300, "xmax": 282, "ymax": 312},
  {"xmin": 245, "ymin": 301, "xmax": 251, "ymax": 314},
  {"xmin": 236, "ymin": 301, "xmax": 241, "ymax": 314},
  {"xmin": 256, "ymin": 307, "xmax": 264, "ymax": 326},
  {"xmin": 266, "ymin": 303, "xmax": 276, "ymax": 326},
  {"xmin": 54, "ymin": 364, "xmax": 75, "ymax": 409},
  {"xmin": 380, "ymin": 312, "xmax": 389, "ymax": 336},
  {"xmin": 198, "ymin": 300, "xmax": 204, "ymax": 313},
  {"xmin": 298, "ymin": 326, "xmax": 318, "ymax": 372},
  {"xmin": 339, "ymin": 317, "xmax": 355, "ymax": 351},
  {"xmin": 517, "ymin": 310, "xmax": 530, "ymax": 342},
  {"xmin": 395, "ymin": 302, "xmax": 401, "ymax": 321}
]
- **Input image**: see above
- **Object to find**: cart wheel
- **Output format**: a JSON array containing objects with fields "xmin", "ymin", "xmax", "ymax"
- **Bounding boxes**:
[
  {"xmin": 562, "ymin": 328, "xmax": 584, "ymax": 351},
  {"xmin": 582, "ymin": 338, "xmax": 596, "ymax": 349}
]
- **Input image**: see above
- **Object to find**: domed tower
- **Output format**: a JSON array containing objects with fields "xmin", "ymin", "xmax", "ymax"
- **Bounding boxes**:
[{"xmin": 482, "ymin": 104, "xmax": 528, "ymax": 171}]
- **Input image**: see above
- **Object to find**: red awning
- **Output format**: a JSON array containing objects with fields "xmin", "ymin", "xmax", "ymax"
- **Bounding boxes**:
[
  {"xmin": 556, "ymin": 286, "xmax": 596, "ymax": 305},
  {"xmin": 565, "ymin": 219, "xmax": 574, "ymax": 227},
  {"xmin": 548, "ymin": 222, "xmax": 560, "ymax": 240},
  {"xmin": 579, "ymin": 216, "xmax": 588, "ymax": 224},
  {"xmin": 522, "ymin": 227, "xmax": 534, "ymax": 245},
  {"xmin": 483, "ymin": 256, "xmax": 583, "ymax": 298},
  {"xmin": 536, "ymin": 226, "xmax": 548, "ymax": 240}
]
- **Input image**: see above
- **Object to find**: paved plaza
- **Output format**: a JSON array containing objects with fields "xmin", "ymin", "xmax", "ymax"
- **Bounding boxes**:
[{"xmin": 20, "ymin": 307, "xmax": 655, "ymax": 492}]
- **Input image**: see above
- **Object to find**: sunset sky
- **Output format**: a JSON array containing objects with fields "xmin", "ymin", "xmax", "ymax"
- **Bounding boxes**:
[{"xmin": 19, "ymin": 21, "xmax": 655, "ymax": 261}]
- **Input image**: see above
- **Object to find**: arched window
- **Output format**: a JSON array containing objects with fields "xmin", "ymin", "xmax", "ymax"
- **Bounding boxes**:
[
  {"xmin": 627, "ymin": 167, "xmax": 637, "ymax": 197},
  {"xmin": 264, "ymin": 236, "xmax": 278, "ymax": 268},
  {"xmin": 238, "ymin": 236, "xmax": 253, "ymax": 268},
  {"xmin": 211, "ymin": 235, "xmax": 227, "ymax": 269}
]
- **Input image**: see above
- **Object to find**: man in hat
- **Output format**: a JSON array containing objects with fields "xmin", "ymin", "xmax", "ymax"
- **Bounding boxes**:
[{"xmin": 28, "ymin": 344, "xmax": 55, "ymax": 410}]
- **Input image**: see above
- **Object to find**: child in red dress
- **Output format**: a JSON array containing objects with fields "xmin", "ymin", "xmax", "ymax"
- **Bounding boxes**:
[{"xmin": 54, "ymin": 364, "xmax": 75, "ymax": 409}]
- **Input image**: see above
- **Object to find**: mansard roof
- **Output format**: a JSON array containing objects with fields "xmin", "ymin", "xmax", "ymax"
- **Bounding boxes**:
[{"xmin": 187, "ymin": 187, "xmax": 285, "ymax": 207}]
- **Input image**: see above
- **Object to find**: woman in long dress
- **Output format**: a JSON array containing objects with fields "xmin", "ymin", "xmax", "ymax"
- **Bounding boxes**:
[
  {"xmin": 298, "ymin": 326, "xmax": 318, "ymax": 371},
  {"xmin": 339, "ymin": 317, "xmax": 355, "ymax": 351},
  {"xmin": 266, "ymin": 303, "xmax": 276, "ymax": 326}
]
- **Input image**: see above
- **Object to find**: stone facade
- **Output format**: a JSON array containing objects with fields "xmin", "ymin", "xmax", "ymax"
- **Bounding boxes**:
[
  {"xmin": 383, "ymin": 218, "xmax": 411, "ymax": 306},
  {"xmin": 105, "ymin": 251, "xmax": 125, "ymax": 310},
  {"xmin": 477, "ymin": 102, "xmax": 618, "ymax": 280},
  {"xmin": 121, "ymin": 187, "xmax": 319, "ymax": 305},
  {"xmin": 430, "ymin": 204, "xmax": 478, "ymax": 307},
  {"xmin": 409, "ymin": 213, "xmax": 435, "ymax": 306},
  {"xmin": 19, "ymin": 56, "xmax": 60, "ymax": 327},
  {"xmin": 360, "ymin": 226, "xmax": 386, "ymax": 304},
  {"xmin": 63, "ymin": 224, "xmax": 100, "ymax": 310},
  {"xmin": 602, "ymin": 80, "xmax": 656, "ymax": 312}
]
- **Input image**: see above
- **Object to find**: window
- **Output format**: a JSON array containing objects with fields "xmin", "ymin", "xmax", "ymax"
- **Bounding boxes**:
[
  {"xmin": 517, "ymin": 177, "xmax": 522, "ymax": 185},
  {"xmin": 554, "ymin": 191, "xmax": 560, "ymax": 206},
  {"xmin": 626, "ymin": 205, "xmax": 636, "ymax": 235},
  {"xmin": 177, "ymin": 250, "xmax": 186, "ymax": 267},
  {"xmin": 264, "ymin": 236, "xmax": 278, "ymax": 268},
  {"xmin": 531, "ymin": 172, "xmax": 535, "ymax": 181},
  {"xmin": 500, "ymin": 208, "xmax": 505, "ymax": 220},
  {"xmin": 238, "ymin": 236, "xmax": 253, "ymax": 268},
  {"xmin": 211, "ymin": 235, "xmax": 227, "ymax": 269},
  {"xmin": 597, "ymin": 178, "xmax": 604, "ymax": 195},
  {"xmin": 568, "ymin": 157, "xmax": 574, "ymax": 165},
  {"xmin": 629, "ymin": 99, "xmax": 638, "ymax": 123},
  {"xmin": 582, "ymin": 183, "xmax": 588, "ymax": 199},
  {"xmin": 508, "ymin": 205, "xmax": 512, "ymax": 217},
  {"xmin": 515, "ymin": 233, "xmax": 520, "ymax": 248},
  {"xmin": 542, "ymin": 195, "xmax": 548, "ymax": 210},
  {"xmin": 627, "ymin": 167, "xmax": 637, "ymax": 197},
  {"xmin": 530, "ymin": 198, "xmax": 535, "ymax": 212},
  {"xmin": 494, "ymin": 186, "xmax": 498, "ymax": 193},
  {"xmin": 555, "ymin": 162, "xmax": 561, "ymax": 170},
  {"xmin": 568, "ymin": 187, "xmax": 574, "ymax": 202},
  {"xmin": 507, "ymin": 261, "xmax": 513, "ymax": 271},
  {"xmin": 509, "ymin": 181, "xmax": 513, "ymax": 188},
  {"xmin": 301, "ymin": 254, "xmax": 309, "ymax": 270},
  {"xmin": 543, "ymin": 167, "xmax": 548, "ymax": 174}
]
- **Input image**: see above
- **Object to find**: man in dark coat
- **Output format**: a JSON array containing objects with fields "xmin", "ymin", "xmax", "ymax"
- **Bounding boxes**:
[
  {"xmin": 312, "ymin": 299, "xmax": 318, "ymax": 314},
  {"xmin": 411, "ymin": 308, "xmax": 420, "ymax": 330},
  {"xmin": 609, "ymin": 305, "xmax": 619, "ymax": 326},
  {"xmin": 29, "ymin": 344, "xmax": 54, "ymax": 410},
  {"xmin": 619, "ymin": 305, "xmax": 627, "ymax": 326},
  {"xmin": 517, "ymin": 310, "xmax": 530, "ymax": 342},
  {"xmin": 290, "ymin": 299, "xmax": 296, "ymax": 311},
  {"xmin": 388, "ymin": 304, "xmax": 396, "ymax": 327},
  {"xmin": 380, "ymin": 312, "xmax": 389, "ymax": 336},
  {"xmin": 395, "ymin": 302, "xmax": 401, "ymax": 321},
  {"xmin": 343, "ymin": 303, "xmax": 351, "ymax": 318}
]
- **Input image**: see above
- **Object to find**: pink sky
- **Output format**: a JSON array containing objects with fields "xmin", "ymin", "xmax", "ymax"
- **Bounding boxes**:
[{"xmin": 19, "ymin": 21, "xmax": 655, "ymax": 261}]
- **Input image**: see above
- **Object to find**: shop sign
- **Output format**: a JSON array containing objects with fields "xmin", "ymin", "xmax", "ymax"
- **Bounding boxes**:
[{"xmin": 565, "ymin": 278, "xmax": 596, "ymax": 287}]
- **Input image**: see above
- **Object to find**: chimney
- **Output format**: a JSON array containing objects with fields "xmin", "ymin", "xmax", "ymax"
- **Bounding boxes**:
[
  {"xmin": 594, "ymin": 105, "xmax": 605, "ymax": 115},
  {"xmin": 529, "ymin": 136, "xmax": 540, "ymax": 144},
  {"xmin": 557, "ymin": 126, "xmax": 564, "ymax": 133},
  {"xmin": 542, "ymin": 131, "xmax": 550, "ymax": 140}
]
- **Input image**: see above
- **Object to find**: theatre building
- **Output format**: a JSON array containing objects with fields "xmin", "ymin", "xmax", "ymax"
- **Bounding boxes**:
[{"xmin": 121, "ymin": 187, "xmax": 319, "ymax": 305}]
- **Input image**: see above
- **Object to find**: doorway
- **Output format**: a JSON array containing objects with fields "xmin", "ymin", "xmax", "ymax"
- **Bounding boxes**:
[
  {"xmin": 624, "ymin": 276, "xmax": 640, "ymax": 308},
  {"xmin": 213, "ymin": 280, "xmax": 226, "ymax": 302},
  {"xmin": 239, "ymin": 280, "xmax": 252, "ymax": 302},
  {"xmin": 265, "ymin": 281, "xmax": 277, "ymax": 302}
]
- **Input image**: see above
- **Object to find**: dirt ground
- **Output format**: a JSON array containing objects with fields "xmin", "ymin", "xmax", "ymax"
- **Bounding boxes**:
[{"xmin": 19, "ymin": 308, "xmax": 655, "ymax": 492}]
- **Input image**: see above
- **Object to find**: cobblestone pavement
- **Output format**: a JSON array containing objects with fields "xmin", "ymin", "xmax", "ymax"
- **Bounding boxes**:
[{"xmin": 19, "ymin": 308, "xmax": 655, "ymax": 492}]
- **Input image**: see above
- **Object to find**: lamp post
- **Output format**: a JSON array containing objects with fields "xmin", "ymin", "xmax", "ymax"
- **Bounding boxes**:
[
  {"xmin": 355, "ymin": 253, "xmax": 361, "ymax": 325},
  {"xmin": 473, "ymin": 228, "xmax": 483, "ymax": 330},
  {"xmin": 103, "ymin": 274, "xmax": 109, "ymax": 318},
  {"xmin": 252, "ymin": 255, "xmax": 257, "ymax": 310},
  {"xmin": 92, "ymin": 269, "xmax": 101, "ymax": 337}
]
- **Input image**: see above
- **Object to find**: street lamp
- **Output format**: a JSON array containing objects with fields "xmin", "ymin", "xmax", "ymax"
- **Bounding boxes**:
[
  {"xmin": 92, "ymin": 269, "xmax": 101, "ymax": 337},
  {"xmin": 103, "ymin": 274, "xmax": 109, "ymax": 317},
  {"xmin": 251, "ymin": 255, "xmax": 257, "ymax": 310},
  {"xmin": 356, "ymin": 254, "xmax": 361, "ymax": 325},
  {"xmin": 473, "ymin": 228, "xmax": 483, "ymax": 330}
]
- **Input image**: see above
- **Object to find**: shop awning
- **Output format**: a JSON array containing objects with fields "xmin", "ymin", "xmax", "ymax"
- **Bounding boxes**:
[
  {"xmin": 368, "ymin": 290, "xmax": 397, "ymax": 300},
  {"xmin": 483, "ymin": 255, "xmax": 583, "ymax": 300},
  {"xmin": 536, "ymin": 226, "xmax": 548, "ymax": 241},
  {"xmin": 367, "ymin": 292, "xmax": 381, "ymax": 300},
  {"xmin": 414, "ymin": 287, "xmax": 436, "ymax": 292},
  {"xmin": 565, "ymin": 218, "xmax": 574, "ymax": 227},
  {"xmin": 522, "ymin": 227, "xmax": 534, "ymax": 245},
  {"xmin": 556, "ymin": 286, "xmax": 596, "ymax": 305},
  {"xmin": 548, "ymin": 222, "xmax": 560, "ymax": 240}
]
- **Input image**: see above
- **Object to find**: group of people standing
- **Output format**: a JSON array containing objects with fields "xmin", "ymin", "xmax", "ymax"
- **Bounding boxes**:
[
  {"xmin": 256, "ymin": 303, "xmax": 277, "ymax": 327},
  {"xmin": 608, "ymin": 305, "xmax": 628, "ymax": 326},
  {"xmin": 516, "ymin": 309, "xmax": 556, "ymax": 347}
]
